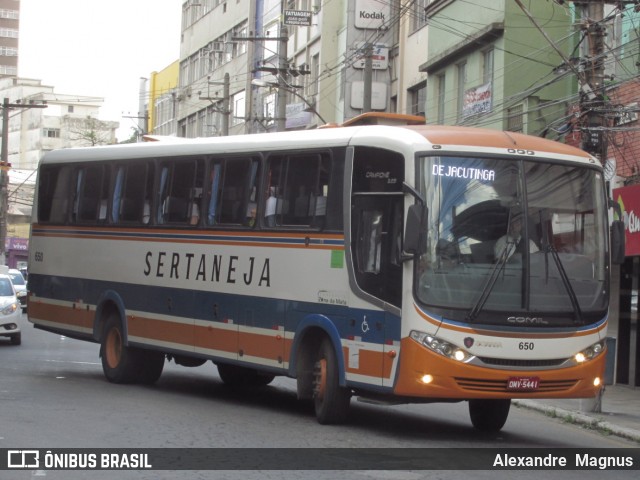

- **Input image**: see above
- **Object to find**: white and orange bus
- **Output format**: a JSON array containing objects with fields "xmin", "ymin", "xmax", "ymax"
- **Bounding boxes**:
[{"xmin": 28, "ymin": 114, "xmax": 623, "ymax": 431}]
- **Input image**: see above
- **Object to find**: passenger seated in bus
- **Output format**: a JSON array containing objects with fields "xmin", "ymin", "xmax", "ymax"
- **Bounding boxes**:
[{"xmin": 494, "ymin": 215, "xmax": 539, "ymax": 261}]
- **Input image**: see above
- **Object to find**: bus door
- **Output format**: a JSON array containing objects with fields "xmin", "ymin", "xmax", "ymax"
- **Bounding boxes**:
[{"xmin": 350, "ymin": 146, "xmax": 405, "ymax": 385}]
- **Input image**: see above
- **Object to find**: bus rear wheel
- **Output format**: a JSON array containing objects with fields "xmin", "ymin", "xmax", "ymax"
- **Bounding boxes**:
[
  {"xmin": 468, "ymin": 399, "xmax": 511, "ymax": 432},
  {"xmin": 313, "ymin": 338, "xmax": 350, "ymax": 424},
  {"xmin": 100, "ymin": 314, "xmax": 164, "ymax": 384}
]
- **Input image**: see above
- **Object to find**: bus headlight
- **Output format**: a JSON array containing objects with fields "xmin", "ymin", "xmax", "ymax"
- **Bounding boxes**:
[
  {"xmin": 410, "ymin": 330, "xmax": 474, "ymax": 363},
  {"xmin": 574, "ymin": 341, "xmax": 605, "ymax": 363}
]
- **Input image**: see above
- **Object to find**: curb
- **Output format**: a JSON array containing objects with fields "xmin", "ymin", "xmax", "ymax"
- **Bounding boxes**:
[{"xmin": 513, "ymin": 399, "xmax": 640, "ymax": 444}]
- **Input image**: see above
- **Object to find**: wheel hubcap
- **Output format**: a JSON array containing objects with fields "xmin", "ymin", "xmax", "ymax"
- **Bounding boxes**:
[{"xmin": 105, "ymin": 328, "xmax": 122, "ymax": 369}]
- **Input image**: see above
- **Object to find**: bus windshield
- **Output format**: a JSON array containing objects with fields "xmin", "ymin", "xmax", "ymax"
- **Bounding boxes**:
[{"xmin": 416, "ymin": 155, "xmax": 608, "ymax": 327}]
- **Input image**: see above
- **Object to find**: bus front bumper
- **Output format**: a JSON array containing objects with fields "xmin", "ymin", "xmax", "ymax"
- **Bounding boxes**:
[{"xmin": 393, "ymin": 337, "xmax": 606, "ymax": 400}]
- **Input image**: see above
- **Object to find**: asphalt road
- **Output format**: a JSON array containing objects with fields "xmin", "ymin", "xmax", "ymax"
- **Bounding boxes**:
[{"xmin": 0, "ymin": 321, "xmax": 636, "ymax": 480}]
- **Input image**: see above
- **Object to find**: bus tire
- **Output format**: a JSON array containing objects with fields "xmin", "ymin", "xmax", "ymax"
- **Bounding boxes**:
[
  {"xmin": 217, "ymin": 364, "xmax": 275, "ymax": 387},
  {"xmin": 100, "ymin": 314, "xmax": 141, "ymax": 384},
  {"xmin": 137, "ymin": 350, "xmax": 165, "ymax": 384},
  {"xmin": 313, "ymin": 338, "xmax": 350, "ymax": 424},
  {"xmin": 468, "ymin": 399, "xmax": 511, "ymax": 432}
]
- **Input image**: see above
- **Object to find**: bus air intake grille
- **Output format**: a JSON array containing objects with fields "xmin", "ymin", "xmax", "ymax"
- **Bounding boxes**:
[
  {"xmin": 478, "ymin": 357, "xmax": 568, "ymax": 368},
  {"xmin": 454, "ymin": 377, "xmax": 578, "ymax": 393}
]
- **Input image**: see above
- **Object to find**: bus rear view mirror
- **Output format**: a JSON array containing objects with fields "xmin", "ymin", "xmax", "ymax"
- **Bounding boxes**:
[
  {"xmin": 404, "ymin": 204, "xmax": 427, "ymax": 258},
  {"xmin": 610, "ymin": 220, "xmax": 625, "ymax": 265}
]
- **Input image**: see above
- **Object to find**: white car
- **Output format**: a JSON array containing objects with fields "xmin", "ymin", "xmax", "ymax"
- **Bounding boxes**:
[
  {"xmin": 8, "ymin": 269, "xmax": 27, "ymax": 312},
  {"xmin": 0, "ymin": 274, "xmax": 22, "ymax": 345}
]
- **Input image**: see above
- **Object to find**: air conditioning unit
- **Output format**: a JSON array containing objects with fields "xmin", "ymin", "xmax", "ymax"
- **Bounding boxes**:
[{"xmin": 211, "ymin": 42, "xmax": 224, "ymax": 52}]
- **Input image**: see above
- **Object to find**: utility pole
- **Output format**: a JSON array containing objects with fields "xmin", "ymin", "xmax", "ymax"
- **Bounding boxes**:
[
  {"xmin": 578, "ymin": 1, "xmax": 607, "ymax": 162},
  {"xmin": 277, "ymin": 24, "xmax": 289, "ymax": 131},
  {"xmin": 199, "ymin": 73, "xmax": 231, "ymax": 136},
  {"xmin": 1, "ymin": 98, "xmax": 47, "ymax": 265},
  {"xmin": 362, "ymin": 43, "xmax": 373, "ymax": 113}
]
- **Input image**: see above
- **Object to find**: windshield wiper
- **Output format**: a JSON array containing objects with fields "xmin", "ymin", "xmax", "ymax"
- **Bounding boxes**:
[
  {"xmin": 542, "ymin": 244, "xmax": 583, "ymax": 324},
  {"xmin": 467, "ymin": 240, "xmax": 513, "ymax": 322}
]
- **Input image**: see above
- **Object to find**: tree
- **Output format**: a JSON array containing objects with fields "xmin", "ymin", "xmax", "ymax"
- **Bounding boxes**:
[{"xmin": 66, "ymin": 116, "xmax": 117, "ymax": 146}]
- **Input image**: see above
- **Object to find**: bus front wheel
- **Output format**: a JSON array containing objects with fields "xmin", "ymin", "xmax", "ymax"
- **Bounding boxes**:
[
  {"xmin": 100, "ymin": 314, "xmax": 164, "ymax": 384},
  {"xmin": 313, "ymin": 338, "xmax": 351, "ymax": 424},
  {"xmin": 468, "ymin": 399, "xmax": 511, "ymax": 432}
]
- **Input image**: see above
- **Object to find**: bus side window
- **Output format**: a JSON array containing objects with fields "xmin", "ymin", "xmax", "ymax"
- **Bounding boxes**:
[
  {"xmin": 75, "ymin": 165, "xmax": 106, "ymax": 223},
  {"xmin": 38, "ymin": 165, "xmax": 73, "ymax": 223},
  {"xmin": 158, "ymin": 158, "xmax": 202, "ymax": 225},
  {"xmin": 264, "ymin": 153, "xmax": 330, "ymax": 228},
  {"xmin": 115, "ymin": 162, "xmax": 153, "ymax": 224},
  {"xmin": 207, "ymin": 157, "xmax": 259, "ymax": 227}
]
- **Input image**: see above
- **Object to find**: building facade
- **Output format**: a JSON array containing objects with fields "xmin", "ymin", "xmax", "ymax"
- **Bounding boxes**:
[
  {"xmin": 0, "ymin": 0, "xmax": 19, "ymax": 77},
  {"xmin": 149, "ymin": 61, "xmax": 180, "ymax": 137},
  {"xmin": 420, "ymin": 0, "xmax": 575, "ymax": 134}
]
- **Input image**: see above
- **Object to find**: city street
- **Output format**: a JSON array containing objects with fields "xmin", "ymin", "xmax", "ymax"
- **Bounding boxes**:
[{"xmin": 0, "ymin": 322, "xmax": 636, "ymax": 480}]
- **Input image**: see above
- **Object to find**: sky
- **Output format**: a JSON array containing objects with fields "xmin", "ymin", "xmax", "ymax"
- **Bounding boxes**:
[{"xmin": 18, "ymin": 0, "xmax": 184, "ymax": 141}]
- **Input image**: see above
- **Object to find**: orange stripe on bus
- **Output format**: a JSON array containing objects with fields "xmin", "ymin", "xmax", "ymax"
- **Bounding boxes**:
[
  {"xmin": 29, "ymin": 302, "xmax": 93, "ymax": 330},
  {"xmin": 343, "ymin": 347, "xmax": 392, "ymax": 378}
]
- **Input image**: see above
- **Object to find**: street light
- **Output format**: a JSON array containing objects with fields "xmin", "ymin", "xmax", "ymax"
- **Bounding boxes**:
[{"xmin": 251, "ymin": 79, "xmax": 327, "ymax": 126}]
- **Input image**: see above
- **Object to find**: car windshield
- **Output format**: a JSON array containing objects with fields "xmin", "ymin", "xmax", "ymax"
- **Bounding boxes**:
[
  {"xmin": 8, "ymin": 272, "xmax": 25, "ymax": 285},
  {"xmin": 0, "ymin": 278, "xmax": 14, "ymax": 296},
  {"xmin": 415, "ymin": 155, "xmax": 608, "ymax": 327}
]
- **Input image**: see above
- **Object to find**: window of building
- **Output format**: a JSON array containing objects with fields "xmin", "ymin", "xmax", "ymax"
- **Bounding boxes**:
[
  {"xmin": 0, "ymin": 9, "xmax": 19, "ymax": 19},
  {"xmin": 507, "ymin": 104, "xmax": 524, "ymax": 132},
  {"xmin": 483, "ymin": 48, "xmax": 494, "ymax": 85},
  {"xmin": 436, "ymin": 73, "xmax": 446, "ymax": 124},
  {"xmin": 456, "ymin": 61, "xmax": 467, "ymax": 122},
  {"xmin": 408, "ymin": 81, "xmax": 426, "ymax": 117},
  {"xmin": 0, "ymin": 47, "xmax": 18, "ymax": 56},
  {"xmin": 0, "ymin": 28, "xmax": 18, "ymax": 38},
  {"xmin": 411, "ymin": 0, "xmax": 429, "ymax": 32},
  {"xmin": 232, "ymin": 90, "xmax": 245, "ymax": 125},
  {"xmin": 43, "ymin": 128, "xmax": 61, "ymax": 138}
]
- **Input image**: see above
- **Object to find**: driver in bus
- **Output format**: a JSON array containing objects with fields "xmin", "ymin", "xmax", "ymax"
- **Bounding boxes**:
[{"xmin": 494, "ymin": 214, "xmax": 539, "ymax": 262}]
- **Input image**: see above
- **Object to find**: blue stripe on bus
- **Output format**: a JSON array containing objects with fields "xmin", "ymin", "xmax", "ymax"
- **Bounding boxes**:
[{"xmin": 28, "ymin": 273, "xmax": 400, "ymax": 344}]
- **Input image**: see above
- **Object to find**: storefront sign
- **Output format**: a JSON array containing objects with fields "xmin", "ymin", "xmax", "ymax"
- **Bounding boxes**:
[
  {"xmin": 355, "ymin": 0, "xmax": 390, "ymax": 29},
  {"xmin": 613, "ymin": 183, "xmax": 640, "ymax": 256},
  {"xmin": 284, "ymin": 10, "xmax": 312, "ymax": 27}
]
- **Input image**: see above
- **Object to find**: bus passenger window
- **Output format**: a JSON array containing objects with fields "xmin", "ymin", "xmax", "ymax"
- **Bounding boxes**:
[
  {"xmin": 76, "ymin": 165, "xmax": 107, "ymax": 223},
  {"xmin": 264, "ymin": 153, "xmax": 330, "ymax": 228},
  {"xmin": 206, "ymin": 158, "xmax": 256, "ymax": 227},
  {"xmin": 158, "ymin": 158, "xmax": 202, "ymax": 225},
  {"xmin": 38, "ymin": 165, "xmax": 73, "ymax": 223}
]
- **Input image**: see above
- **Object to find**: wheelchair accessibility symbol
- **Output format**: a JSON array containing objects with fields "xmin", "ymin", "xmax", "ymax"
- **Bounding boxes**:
[{"xmin": 361, "ymin": 318, "xmax": 370, "ymax": 334}]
